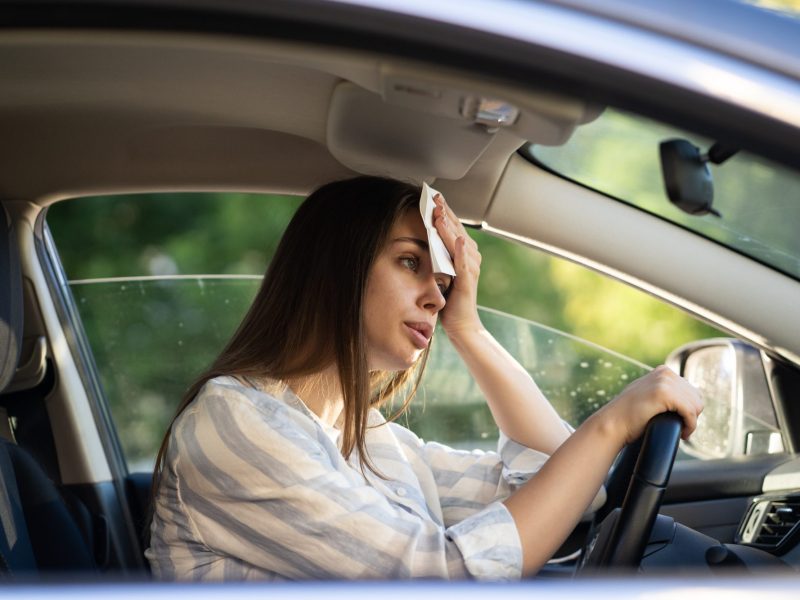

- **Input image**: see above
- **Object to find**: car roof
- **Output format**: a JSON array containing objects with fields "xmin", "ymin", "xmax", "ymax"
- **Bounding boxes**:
[{"xmin": 550, "ymin": 0, "xmax": 800, "ymax": 80}]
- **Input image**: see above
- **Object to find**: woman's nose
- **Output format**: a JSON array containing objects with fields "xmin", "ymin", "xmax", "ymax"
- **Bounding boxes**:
[{"xmin": 421, "ymin": 277, "xmax": 447, "ymax": 312}]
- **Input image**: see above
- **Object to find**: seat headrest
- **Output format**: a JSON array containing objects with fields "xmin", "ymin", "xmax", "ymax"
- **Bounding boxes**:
[{"xmin": 0, "ymin": 204, "xmax": 23, "ymax": 394}]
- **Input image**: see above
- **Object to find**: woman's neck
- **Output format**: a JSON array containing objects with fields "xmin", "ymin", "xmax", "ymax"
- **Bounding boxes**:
[{"xmin": 286, "ymin": 365, "xmax": 344, "ymax": 428}]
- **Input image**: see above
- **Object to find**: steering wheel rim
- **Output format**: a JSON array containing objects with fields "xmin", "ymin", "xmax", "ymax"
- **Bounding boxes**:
[{"xmin": 583, "ymin": 412, "xmax": 683, "ymax": 569}]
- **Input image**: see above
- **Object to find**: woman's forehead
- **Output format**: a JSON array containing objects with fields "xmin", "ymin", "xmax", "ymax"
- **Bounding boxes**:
[{"xmin": 391, "ymin": 209, "xmax": 426, "ymax": 238}]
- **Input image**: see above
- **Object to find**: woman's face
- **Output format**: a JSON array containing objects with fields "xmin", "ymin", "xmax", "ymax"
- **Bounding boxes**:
[{"xmin": 364, "ymin": 209, "xmax": 452, "ymax": 371}]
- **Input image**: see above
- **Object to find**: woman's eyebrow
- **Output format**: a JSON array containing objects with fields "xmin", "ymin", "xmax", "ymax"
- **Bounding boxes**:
[{"xmin": 392, "ymin": 237, "xmax": 429, "ymax": 250}]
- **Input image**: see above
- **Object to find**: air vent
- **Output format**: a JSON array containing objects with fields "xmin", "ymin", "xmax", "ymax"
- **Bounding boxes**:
[{"xmin": 738, "ymin": 495, "xmax": 800, "ymax": 553}]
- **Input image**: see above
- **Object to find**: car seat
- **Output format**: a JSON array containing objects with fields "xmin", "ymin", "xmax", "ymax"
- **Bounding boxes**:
[{"xmin": 0, "ymin": 203, "xmax": 96, "ymax": 576}]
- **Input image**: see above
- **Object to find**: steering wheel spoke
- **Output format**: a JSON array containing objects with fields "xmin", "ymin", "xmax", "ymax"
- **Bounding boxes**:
[{"xmin": 579, "ymin": 412, "xmax": 683, "ymax": 571}]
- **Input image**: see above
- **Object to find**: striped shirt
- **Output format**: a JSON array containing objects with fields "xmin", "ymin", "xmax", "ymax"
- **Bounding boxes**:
[{"xmin": 146, "ymin": 376, "xmax": 558, "ymax": 581}]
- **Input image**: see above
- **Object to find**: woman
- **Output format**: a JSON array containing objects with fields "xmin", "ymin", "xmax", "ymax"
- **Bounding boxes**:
[{"xmin": 146, "ymin": 176, "xmax": 702, "ymax": 581}]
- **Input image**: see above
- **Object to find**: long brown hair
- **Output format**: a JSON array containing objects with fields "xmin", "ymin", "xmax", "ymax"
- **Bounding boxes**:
[{"xmin": 152, "ymin": 176, "xmax": 430, "ymax": 495}]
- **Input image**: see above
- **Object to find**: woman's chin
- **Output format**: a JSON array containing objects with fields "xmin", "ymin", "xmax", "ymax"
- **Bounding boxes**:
[{"xmin": 369, "ymin": 350, "xmax": 423, "ymax": 372}]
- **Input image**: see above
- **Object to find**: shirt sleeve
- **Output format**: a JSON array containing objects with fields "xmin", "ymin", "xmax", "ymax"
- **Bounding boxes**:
[
  {"xmin": 415, "ymin": 422, "xmax": 605, "ymax": 527},
  {"xmin": 407, "ymin": 430, "xmax": 549, "ymax": 527},
  {"xmin": 167, "ymin": 385, "xmax": 523, "ymax": 581}
]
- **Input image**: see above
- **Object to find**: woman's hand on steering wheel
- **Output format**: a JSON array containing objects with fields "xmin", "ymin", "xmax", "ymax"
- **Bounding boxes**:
[{"xmin": 597, "ymin": 365, "xmax": 704, "ymax": 445}]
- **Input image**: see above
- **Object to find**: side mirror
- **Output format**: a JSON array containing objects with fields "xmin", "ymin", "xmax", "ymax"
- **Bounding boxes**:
[{"xmin": 666, "ymin": 339, "xmax": 784, "ymax": 459}]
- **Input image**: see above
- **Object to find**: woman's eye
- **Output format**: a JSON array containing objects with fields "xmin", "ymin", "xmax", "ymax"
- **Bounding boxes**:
[{"xmin": 400, "ymin": 256, "xmax": 419, "ymax": 271}]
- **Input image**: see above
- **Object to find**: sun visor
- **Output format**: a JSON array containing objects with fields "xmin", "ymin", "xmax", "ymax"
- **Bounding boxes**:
[
  {"xmin": 327, "ymin": 79, "xmax": 602, "ymax": 181},
  {"xmin": 327, "ymin": 82, "xmax": 502, "ymax": 181}
]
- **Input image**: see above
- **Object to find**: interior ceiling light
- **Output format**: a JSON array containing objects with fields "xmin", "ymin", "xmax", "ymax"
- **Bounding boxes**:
[{"xmin": 461, "ymin": 96, "xmax": 519, "ymax": 132}]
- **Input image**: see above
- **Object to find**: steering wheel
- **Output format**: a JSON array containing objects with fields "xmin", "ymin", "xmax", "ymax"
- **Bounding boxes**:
[{"xmin": 580, "ymin": 412, "xmax": 683, "ymax": 570}]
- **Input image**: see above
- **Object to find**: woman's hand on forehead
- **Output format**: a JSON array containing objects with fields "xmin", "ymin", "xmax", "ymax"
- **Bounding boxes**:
[{"xmin": 432, "ymin": 193, "xmax": 482, "ymax": 337}]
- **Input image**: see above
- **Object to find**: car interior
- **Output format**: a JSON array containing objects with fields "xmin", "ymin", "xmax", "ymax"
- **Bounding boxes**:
[{"xmin": 1, "ymin": 1, "xmax": 800, "ymax": 581}]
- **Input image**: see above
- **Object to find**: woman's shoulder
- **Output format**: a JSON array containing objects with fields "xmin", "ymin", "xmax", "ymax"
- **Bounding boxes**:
[
  {"xmin": 164, "ymin": 376, "xmax": 328, "ymax": 493},
  {"xmin": 171, "ymin": 375, "xmax": 326, "ymax": 457},
  {"xmin": 177, "ymin": 375, "xmax": 295, "ymax": 430},
  {"xmin": 381, "ymin": 416, "xmax": 424, "ymax": 450}
]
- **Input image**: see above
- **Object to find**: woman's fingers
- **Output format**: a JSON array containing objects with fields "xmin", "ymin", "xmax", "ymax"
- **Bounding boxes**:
[
  {"xmin": 433, "ymin": 194, "xmax": 460, "ymax": 253},
  {"xmin": 642, "ymin": 366, "xmax": 700, "ymax": 437},
  {"xmin": 680, "ymin": 382, "xmax": 704, "ymax": 440},
  {"xmin": 657, "ymin": 367, "xmax": 703, "ymax": 440},
  {"xmin": 433, "ymin": 194, "xmax": 480, "ymax": 275},
  {"xmin": 664, "ymin": 366, "xmax": 703, "ymax": 439},
  {"xmin": 432, "ymin": 194, "xmax": 484, "ymax": 333},
  {"xmin": 606, "ymin": 365, "xmax": 704, "ymax": 445}
]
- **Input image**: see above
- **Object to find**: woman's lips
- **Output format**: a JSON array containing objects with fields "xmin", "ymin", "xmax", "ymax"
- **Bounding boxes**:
[{"xmin": 404, "ymin": 322, "xmax": 432, "ymax": 349}]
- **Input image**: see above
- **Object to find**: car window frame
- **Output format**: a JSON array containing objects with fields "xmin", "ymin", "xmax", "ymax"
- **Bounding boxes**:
[{"xmin": 37, "ymin": 211, "xmax": 132, "ymax": 480}]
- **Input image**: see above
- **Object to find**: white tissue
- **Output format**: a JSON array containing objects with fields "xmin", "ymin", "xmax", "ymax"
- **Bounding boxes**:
[{"xmin": 419, "ymin": 183, "xmax": 456, "ymax": 277}]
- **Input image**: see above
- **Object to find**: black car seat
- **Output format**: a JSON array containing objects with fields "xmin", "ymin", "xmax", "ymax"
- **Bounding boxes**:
[{"xmin": 0, "ymin": 203, "xmax": 95, "ymax": 576}]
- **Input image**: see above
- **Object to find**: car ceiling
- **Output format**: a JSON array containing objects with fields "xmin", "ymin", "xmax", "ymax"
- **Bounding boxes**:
[{"xmin": 0, "ymin": 29, "xmax": 599, "ymax": 219}]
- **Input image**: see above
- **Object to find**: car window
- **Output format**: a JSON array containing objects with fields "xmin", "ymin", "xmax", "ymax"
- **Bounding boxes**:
[
  {"xmin": 67, "ymin": 276, "xmax": 261, "ymax": 469},
  {"xmin": 46, "ymin": 192, "xmax": 760, "ymax": 470},
  {"xmin": 47, "ymin": 192, "xmax": 301, "ymax": 470},
  {"xmin": 523, "ymin": 108, "xmax": 800, "ymax": 281},
  {"xmin": 405, "ymin": 309, "xmax": 649, "ymax": 451}
]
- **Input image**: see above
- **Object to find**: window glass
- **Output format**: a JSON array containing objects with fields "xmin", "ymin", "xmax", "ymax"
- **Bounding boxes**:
[
  {"xmin": 48, "ymin": 192, "xmax": 731, "ymax": 470},
  {"xmin": 48, "ymin": 193, "xmax": 300, "ymax": 470},
  {"xmin": 407, "ymin": 310, "xmax": 649, "ymax": 451},
  {"xmin": 71, "ymin": 277, "xmax": 261, "ymax": 469},
  {"xmin": 525, "ymin": 108, "xmax": 800, "ymax": 281}
]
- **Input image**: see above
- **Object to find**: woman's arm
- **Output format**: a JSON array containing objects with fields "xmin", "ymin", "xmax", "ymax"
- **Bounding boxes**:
[
  {"xmin": 447, "ymin": 326, "xmax": 570, "ymax": 454},
  {"xmin": 505, "ymin": 365, "xmax": 703, "ymax": 574},
  {"xmin": 432, "ymin": 195, "xmax": 569, "ymax": 453},
  {"xmin": 433, "ymin": 195, "xmax": 703, "ymax": 575}
]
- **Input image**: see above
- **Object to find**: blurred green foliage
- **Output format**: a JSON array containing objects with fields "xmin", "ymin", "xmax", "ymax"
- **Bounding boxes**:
[
  {"xmin": 68, "ymin": 278, "xmax": 261, "ymax": 468},
  {"xmin": 48, "ymin": 192, "xmax": 302, "ymax": 278},
  {"xmin": 475, "ymin": 233, "xmax": 721, "ymax": 366}
]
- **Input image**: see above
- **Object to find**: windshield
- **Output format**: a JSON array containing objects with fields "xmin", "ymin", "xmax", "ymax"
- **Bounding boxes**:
[{"xmin": 525, "ymin": 108, "xmax": 800, "ymax": 280}]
